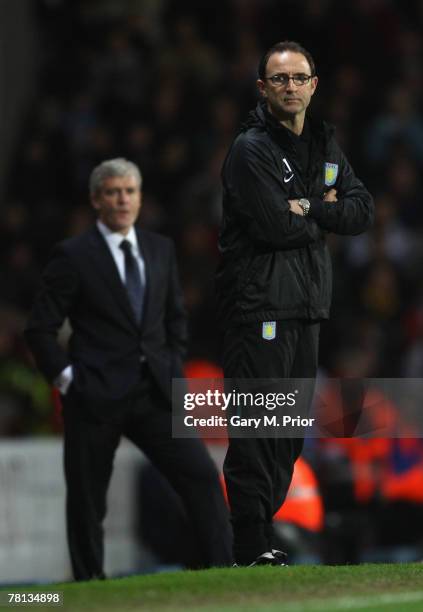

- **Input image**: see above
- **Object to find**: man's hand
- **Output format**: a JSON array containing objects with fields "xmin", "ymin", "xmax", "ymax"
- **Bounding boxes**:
[
  {"xmin": 288, "ymin": 199, "xmax": 304, "ymax": 216},
  {"xmin": 323, "ymin": 188, "xmax": 337, "ymax": 202},
  {"xmin": 289, "ymin": 189, "xmax": 338, "ymax": 216}
]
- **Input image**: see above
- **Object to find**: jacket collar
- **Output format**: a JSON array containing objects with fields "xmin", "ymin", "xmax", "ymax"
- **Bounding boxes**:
[
  {"xmin": 96, "ymin": 220, "xmax": 140, "ymax": 257},
  {"xmin": 242, "ymin": 100, "xmax": 334, "ymax": 153}
]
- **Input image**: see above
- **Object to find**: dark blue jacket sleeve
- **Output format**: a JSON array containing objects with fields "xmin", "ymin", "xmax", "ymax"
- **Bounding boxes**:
[
  {"xmin": 308, "ymin": 143, "xmax": 374, "ymax": 235},
  {"xmin": 24, "ymin": 245, "xmax": 79, "ymax": 381}
]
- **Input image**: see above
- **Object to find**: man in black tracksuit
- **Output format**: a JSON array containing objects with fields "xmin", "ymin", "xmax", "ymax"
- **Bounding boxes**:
[{"xmin": 216, "ymin": 41, "xmax": 374, "ymax": 566}]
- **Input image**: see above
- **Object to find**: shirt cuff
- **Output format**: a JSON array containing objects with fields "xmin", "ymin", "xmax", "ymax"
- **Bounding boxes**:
[{"xmin": 54, "ymin": 365, "xmax": 73, "ymax": 395}]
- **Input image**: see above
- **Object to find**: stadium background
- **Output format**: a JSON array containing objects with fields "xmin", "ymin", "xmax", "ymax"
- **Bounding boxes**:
[{"xmin": 1, "ymin": 0, "xmax": 423, "ymax": 581}]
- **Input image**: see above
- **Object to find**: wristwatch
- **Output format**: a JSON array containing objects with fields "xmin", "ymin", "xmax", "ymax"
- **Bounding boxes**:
[{"xmin": 299, "ymin": 198, "xmax": 311, "ymax": 217}]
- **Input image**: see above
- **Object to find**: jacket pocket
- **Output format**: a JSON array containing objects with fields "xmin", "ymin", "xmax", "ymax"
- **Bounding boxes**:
[{"xmin": 237, "ymin": 255, "xmax": 263, "ymax": 294}]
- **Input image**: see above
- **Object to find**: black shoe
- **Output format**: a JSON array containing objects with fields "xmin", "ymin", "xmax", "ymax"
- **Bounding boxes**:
[
  {"xmin": 232, "ymin": 557, "xmax": 267, "ymax": 567},
  {"xmin": 233, "ymin": 550, "xmax": 288, "ymax": 567},
  {"xmin": 272, "ymin": 549, "xmax": 288, "ymax": 565},
  {"xmin": 249, "ymin": 550, "xmax": 287, "ymax": 566}
]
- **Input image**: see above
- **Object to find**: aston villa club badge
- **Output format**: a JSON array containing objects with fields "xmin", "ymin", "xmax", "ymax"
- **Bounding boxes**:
[
  {"xmin": 262, "ymin": 321, "xmax": 276, "ymax": 341},
  {"xmin": 324, "ymin": 162, "xmax": 339, "ymax": 187}
]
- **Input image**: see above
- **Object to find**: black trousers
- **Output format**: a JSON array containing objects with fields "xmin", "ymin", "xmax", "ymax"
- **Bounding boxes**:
[
  {"xmin": 62, "ymin": 372, "xmax": 232, "ymax": 580},
  {"xmin": 222, "ymin": 319, "xmax": 320, "ymax": 565}
]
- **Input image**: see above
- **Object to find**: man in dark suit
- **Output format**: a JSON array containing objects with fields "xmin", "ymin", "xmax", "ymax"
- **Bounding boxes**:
[{"xmin": 25, "ymin": 158, "xmax": 232, "ymax": 580}]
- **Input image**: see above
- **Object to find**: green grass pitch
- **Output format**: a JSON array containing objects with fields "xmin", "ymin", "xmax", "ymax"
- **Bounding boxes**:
[{"xmin": 2, "ymin": 563, "xmax": 423, "ymax": 611}]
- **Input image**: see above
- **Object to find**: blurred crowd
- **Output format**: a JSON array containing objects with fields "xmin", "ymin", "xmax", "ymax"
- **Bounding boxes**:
[{"xmin": 1, "ymin": 0, "xmax": 423, "ymax": 563}]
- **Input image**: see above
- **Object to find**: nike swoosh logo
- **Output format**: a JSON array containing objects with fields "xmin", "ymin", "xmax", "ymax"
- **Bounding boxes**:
[{"xmin": 284, "ymin": 174, "xmax": 294, "ymax": 183}]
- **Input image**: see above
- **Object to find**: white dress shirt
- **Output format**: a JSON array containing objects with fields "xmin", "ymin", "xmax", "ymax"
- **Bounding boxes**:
[
  {"xmin": 96, "ymin": 220, "xmax": 146, "ymax": 287},
  {"xmin": 54, "ymin": 221, "xmax": 146, "ymax": 395}
]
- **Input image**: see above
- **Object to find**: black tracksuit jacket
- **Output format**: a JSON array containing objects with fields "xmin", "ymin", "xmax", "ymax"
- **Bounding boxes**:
[{"xmin": 216, "ymin": 102, "xmax": 374, "ymax": 327}]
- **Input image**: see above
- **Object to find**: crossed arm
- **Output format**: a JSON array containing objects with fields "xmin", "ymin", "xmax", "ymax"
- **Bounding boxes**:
[{"xmin": 289, "ymin": 188, "xmax": 338, "ymax": 215}]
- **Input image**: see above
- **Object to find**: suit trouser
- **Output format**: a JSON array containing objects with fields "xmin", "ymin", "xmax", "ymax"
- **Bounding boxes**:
[
  {"xmin": 62, "ymin": 373, "xmax": 232, "ymax": 580},
  {"xmin": 222, "ymin": 319, "xmax": 320, "ymax": 565}
]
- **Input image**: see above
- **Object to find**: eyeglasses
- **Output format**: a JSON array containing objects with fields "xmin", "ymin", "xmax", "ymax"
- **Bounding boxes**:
[{"xmin": 264, "ymin": 73, "xmax": 313, "ymax": 87}]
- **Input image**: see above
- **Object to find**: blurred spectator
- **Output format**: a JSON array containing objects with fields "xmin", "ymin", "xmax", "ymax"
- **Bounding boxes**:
[{"xmin": 366, "ymin": 86, "xmax": 423, "ymax": 164}]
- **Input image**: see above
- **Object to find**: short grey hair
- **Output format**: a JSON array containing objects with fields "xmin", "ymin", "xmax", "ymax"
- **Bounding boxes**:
[{"xmin": 89, "ymin": 158, "xmax": 143, "ymax": 196}]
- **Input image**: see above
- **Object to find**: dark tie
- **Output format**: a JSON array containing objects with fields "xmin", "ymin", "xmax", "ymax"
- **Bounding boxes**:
[{"xmin": 120, "ymin": 239, "xmax": 144, "ymax": 324}]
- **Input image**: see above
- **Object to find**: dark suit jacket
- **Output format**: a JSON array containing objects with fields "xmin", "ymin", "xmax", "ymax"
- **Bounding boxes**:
[{"xmin": 25, "ymin": 225, "xmax": 187, "ymax": 416}]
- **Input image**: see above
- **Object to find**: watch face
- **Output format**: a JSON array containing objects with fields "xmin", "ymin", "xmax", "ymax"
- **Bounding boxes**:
[{"xmin": 300, "ymin": 199, "xmax": 310, "ymax": 215}]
